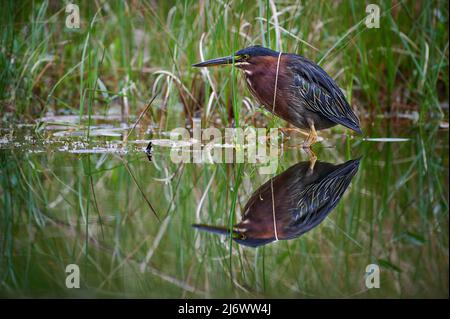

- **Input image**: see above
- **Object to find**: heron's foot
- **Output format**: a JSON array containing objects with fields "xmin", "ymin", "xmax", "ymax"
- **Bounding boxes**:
[
  {"xmin": 280, "ymin": 127, "xmax": 309, "ymax": 137},
  {"xmin": 302, "ymin": 126, "xmax": 318, "ymax": 149}
]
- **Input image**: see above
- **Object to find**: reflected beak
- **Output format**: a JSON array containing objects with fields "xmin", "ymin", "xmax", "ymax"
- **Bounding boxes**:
[{"xmin": 192, "ymin": 56, "xmax": 234, "ymax": 67}]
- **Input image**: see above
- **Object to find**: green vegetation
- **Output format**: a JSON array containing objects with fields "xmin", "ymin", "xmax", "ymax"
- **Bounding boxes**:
[
  {"xmin": 0, "ymin": 0, "xmax": 448, "ymax": 126},
  {"xmin": 0, "ymin": 0, "xmax": 448, "ymax": 298},
  {"xmin": 0, "ymin": 124, "xmax": 448, "ymax": 297}
]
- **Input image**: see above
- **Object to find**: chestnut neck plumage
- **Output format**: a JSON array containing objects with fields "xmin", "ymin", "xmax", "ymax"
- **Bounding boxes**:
[{"xmin": 236, "ymin": 55, "xmax": 292, "ymax": 115}]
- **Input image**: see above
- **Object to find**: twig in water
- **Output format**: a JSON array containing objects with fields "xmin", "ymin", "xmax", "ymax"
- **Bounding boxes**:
[
  {"xmin": 127, "ymin": 95, "xmax": 157, "ymax": 139},
  {"xmin": 123, "ymin": 160, "xmax": 160, "ymax": 221}
]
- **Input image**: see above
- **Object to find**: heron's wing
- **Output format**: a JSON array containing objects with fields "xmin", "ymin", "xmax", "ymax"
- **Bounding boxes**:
[
  {"xmin": 288, "ymin": 55, "xmax": 362, "ymax": 134},
  {"xmin": 287, "ymin": 159, "xmax": 360, "ymax": 236}
]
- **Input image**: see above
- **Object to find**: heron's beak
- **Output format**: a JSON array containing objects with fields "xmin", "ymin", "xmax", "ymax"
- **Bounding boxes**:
[
  {"xmin": 192, "ymin": 224, "xmax": 243, "ymax": 239},
  {"xmin": 192, "ymin": 56, "xmax": 234, "ymax": 67}
]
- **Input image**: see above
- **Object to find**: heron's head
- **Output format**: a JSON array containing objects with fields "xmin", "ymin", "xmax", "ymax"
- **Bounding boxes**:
[
  {"xmin": 192, "ymin": 45, "xmax": 280, "ymax": 70},
  {"xmin": 191, "ymin": 223, "xmax": 275, "ymax": 248}
]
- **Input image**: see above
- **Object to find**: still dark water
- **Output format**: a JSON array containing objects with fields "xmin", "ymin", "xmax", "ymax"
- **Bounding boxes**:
[{"xmin": 0, "ymin": 115, "xmax": 448, "ymax": 298}]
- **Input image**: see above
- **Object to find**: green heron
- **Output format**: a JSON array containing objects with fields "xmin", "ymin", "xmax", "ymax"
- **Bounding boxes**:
[
  {"xmin": 193, "ymin": 45, "xmax": 362, "ymax": 148},
  {"xmin": 193, "ymin": 158, "xmax": 360, "ymax": 247}
]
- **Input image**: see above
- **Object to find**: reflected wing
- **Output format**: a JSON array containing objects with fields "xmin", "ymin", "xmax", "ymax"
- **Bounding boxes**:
[
  {"xmin": 287, "ymin": 159, "xmax": 360, "ymax": 237},
  {"xmin": 287, "ymin": 55, "xmax": 362, "ymax": 134}
]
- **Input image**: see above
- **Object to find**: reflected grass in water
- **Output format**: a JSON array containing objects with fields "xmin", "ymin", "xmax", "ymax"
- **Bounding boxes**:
[{"xmin": 0, "ymin": 122, "xmax": 448, "ymax": 298}]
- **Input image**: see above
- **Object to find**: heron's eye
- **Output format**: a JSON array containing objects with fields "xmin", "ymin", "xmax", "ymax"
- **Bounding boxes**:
[{"xmin": 236, "ymin": 54, "xmax": 250, "ymax": 61}]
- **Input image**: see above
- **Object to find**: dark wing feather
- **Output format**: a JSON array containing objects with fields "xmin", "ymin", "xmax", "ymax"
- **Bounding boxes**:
[
  {"xmin": 287, "ymin": 55, "xmax": 362, "ymax": 134},
  {"xmin": 286, "ymin": 159, "xmax": 360, "ymax": 238}
]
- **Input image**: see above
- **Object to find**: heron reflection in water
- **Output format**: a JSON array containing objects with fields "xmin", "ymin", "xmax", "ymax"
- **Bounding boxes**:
[{"xmin": 193, "ymin": 158, "xmax": 360, "ymax": 247}]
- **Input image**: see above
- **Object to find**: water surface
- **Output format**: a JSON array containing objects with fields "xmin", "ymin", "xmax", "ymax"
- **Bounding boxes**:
[{"xmin": 0, "ymin": 116, "xmax": 448, "ymax": 298}]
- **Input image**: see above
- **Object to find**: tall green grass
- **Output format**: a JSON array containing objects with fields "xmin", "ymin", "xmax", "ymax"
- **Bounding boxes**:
[
  {"xmin": 0, "ymin": 0, "xmax": 448, "ymax": 126},
  {"xmin": 0, "ymin": 0, "xmax": 448, "ymax": 299}
]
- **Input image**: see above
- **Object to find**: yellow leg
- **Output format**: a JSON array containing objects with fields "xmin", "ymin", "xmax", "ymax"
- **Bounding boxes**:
[
  {"xmin": 302, "ymin": 123, "xmax": 318, "ymax": 149},
  {"xmin": 303, "ymin": 147, "xmax": 317, "ymax": 171},
  {"xmin": 279, "ymin": 127, "xmax": 309, "ymax": 137}
]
